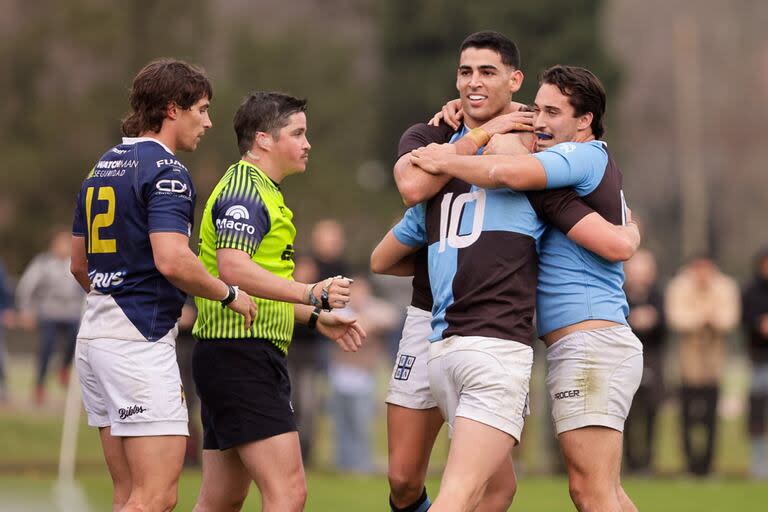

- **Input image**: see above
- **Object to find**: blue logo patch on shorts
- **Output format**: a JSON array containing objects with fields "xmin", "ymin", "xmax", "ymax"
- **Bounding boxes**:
[{"xmin": 394, "ymin": 354, "xmax": 416, "ymax": 381}]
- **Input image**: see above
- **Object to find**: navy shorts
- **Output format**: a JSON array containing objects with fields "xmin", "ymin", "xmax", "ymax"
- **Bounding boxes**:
[{"xmin": 192, "ymin": 338, "xmax": 296, "ymax": 450}]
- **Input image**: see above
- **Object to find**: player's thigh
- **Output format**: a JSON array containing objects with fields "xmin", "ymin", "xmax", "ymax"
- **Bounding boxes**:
[
  {"xmin": 236, "ymin": 431, "xmax": 306, "ymax": 497},
  {"xmin": 440, "ymin": 417, "xmax": 517, "ymax": 498},
  {"xmin": 122, "ymin": 435, "xmax": 186, "ymax": 491},
  {"xmin": 196, "ymin": 448, "xmax": 251, "ymax": 510},
  {"xmin": 387, "ymin": 404, "xmax": 443, "ymax": 473},
  {"xmin": 559, "ymin": 426, "xmax": 623, "ymax": 481}
]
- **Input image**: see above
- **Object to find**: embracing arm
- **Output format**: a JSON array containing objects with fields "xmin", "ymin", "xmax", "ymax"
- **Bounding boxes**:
[
  {"xmin": 70, "ymin": 235, "xmax": 90, "ymax": 292},
  {"xmin": 370, "ymin": 229, "xmax": 420, "ymax": 276},
  {"xmin": 567, "ymin": 213, "xmax": 641, "ymax": 262}
]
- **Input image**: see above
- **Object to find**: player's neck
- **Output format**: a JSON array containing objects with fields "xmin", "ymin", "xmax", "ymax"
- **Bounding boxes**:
[
  {"xmin": 139, "ymin": 130, "xmax": 177, "ymax": 154},
  {"xmin": 572, "ymin": 131, "xmax": 596, "ymax": 144},
  {"xmin": 464, "ymin": 104, "xmax": 517, "ymax": 129},
  {"xmin": 244, "ymin": 152, "xmax": 285, "ymax": 183}
]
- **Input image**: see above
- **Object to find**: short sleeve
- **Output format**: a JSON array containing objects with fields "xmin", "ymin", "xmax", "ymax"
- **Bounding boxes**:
[
  {"xmin": 527, "ymin": 189, "xmax": 595, "ymax": 234},
  {"xmin": 393, "ymin": 204, "xmax": 427, "ymax": 247},
  {"xmin": 145, "ymin": 166, "xmax": 196, "ymax": 236},
  {"xmin": 72, "ymin": 188, "xmax": 86, "ymax": 236},
  {"xmin": 211, "ymin": 186, "xmax": 270, "ymax": 257},
  {"xmin": 397, "ymin": 122, "xmax": 455, "ymax": 159},
  {"xmin": 532, "ymin": 142, "xmax": 608, "ymax": 195}
]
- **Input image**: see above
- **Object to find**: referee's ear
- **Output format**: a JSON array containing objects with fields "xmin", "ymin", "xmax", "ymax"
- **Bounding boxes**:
[{"xmin": 255, "ymin": 132, "xmax": 273, "ymax": 151}]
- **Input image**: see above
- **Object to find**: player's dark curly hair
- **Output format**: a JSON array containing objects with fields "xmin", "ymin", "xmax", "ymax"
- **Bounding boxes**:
[
  {"xmin": 539, "ymin": 65, "xmax": 606, "ymax": 139},
  {"xmin": 234, "ymin": 92, "xmax": 307, "ymax": 155},
  {"xmin": 460, "ymin": 31, "xmax": 521, "ymax": 70},
  {"xmin": 121, "ymin": 58, "xmax": 212, "ymax": 137}
]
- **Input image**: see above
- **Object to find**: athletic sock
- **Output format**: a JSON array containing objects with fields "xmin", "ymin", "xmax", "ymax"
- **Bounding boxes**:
[{"xmin": 390, "ymin": 487, "xmax": 431, "ymax": 512}]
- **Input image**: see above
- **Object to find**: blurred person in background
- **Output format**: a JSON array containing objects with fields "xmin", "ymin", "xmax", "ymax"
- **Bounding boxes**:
[
  {"xmin": 0, "ymin": 258, "xmax": 14, "ymax": 403},
  {"xmin": 623, "ymin": 248, "xmax": 667, "ymax": 474},
  {"xmin": 288, "ymin": 253, "xmax": 325, "ymax": 467},
  {"xmin": 311, "ymin": 219, "xmax": 351, "ymax": 278},
  {"xmin": 177, "ymin": 300, "xmax": 201, "ymax": 467},
  {"xmin": 742, "ymin": 246, "xmax": 768, "ymax": 479},
  {"xmin": 330, "ymin": 274, "xmax": 398, "ymax": 473},
  {"xmin": 15, "ymin": 227, "xmax": 84, "ymax": 405},
  {"xmin": 666, "ymin": 255, "xmax": 740, "ymax": 476}
]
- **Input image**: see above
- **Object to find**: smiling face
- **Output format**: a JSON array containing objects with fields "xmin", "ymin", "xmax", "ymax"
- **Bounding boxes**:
[
  {"xmin": 532, "ymin": 83, "xmax": 592, "ymax": 150},
  {"xmin": 456, "ymin": 47, "xmax": 522, "ymax": 127},
  {"xmin": 174, "ymin": 96, "xmax": 212, "ymax": 152}
]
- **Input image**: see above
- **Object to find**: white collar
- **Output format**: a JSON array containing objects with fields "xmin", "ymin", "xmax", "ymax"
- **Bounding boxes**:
[{"xmin": 122, "ymin": 136, "xmax": 174, "ymax": 155}]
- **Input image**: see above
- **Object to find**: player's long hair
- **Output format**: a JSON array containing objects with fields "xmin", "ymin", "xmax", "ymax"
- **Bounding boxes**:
[
  {"xmin": 121, "ymin": 58, "xmax": 213, "ymax": 137},
  {"xmin": 540, "ymin": 65, "xmax": 606, "ymax": 139}
]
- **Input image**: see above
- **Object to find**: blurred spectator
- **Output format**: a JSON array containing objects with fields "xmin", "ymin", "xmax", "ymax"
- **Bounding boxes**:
[
  {"xmin": 177, "ymin": 300, "xmax": 200, "ymax": 467},
  {"xmin": 289, "ymin": 254, "xmax": 325, "ymax": 466},
  {"xmin": 623, "ymin": 249, "xmax": 667, "ymax": 473},
  {"xmin": 665, "ymin": 255, "xmax": 740, "ymax": 476},
  {"xmin": 15, "ymin": 228, "xmax": 85, "ymax": 405},
  {"xmin": 330, "ymin": 275, "xmax": 398, "ymax": 472},
  {"xmin": 0, "ymin": 259, "xmax": 14, "ymax": 403},
  {"xmin": 742, "ymin": 246, "xmax": 768, "ymax": 479},
  {"xmin": 311, "ymin": 219, "xmax": 350, "ymax": 278}
]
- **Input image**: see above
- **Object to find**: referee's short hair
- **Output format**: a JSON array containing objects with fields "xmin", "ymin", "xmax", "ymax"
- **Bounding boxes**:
[
  {"xmin": 540, "ymin": 65, "xmax": 607, "ymax": 139},
  {"xmin": 460, "ymin": 31, "xmax": 521, "ymax": 70},
  {"xmin": 121, "ymin": 58, "xmax": 212, "ymax": 137},
  {"xmin": 234, "ymin": 92, "xmax": 308, "ymax": 155}
]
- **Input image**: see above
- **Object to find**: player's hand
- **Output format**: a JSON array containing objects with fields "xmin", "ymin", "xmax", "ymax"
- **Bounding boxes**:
[
  {"xmin": 311, "ymin": 276, "xmax": 353, "ymax": 309},
  {"xmin": 227, "ymin": 290, "xmax": 257, "ymax": 330},
  {"xmin": 428, "ymin": 98, "xmax": 463, "ymax": 129},
  {"xmin": 410, "ymin": 143, "xmax": 454, "ymax": 175},
  {"xmin": 480, "ymin": 110, "xmax": 535, "ymax": 137},
  {"xmin": 317, "ymin": 312, "xmax": 366, "ymax": 352},
  {"xmin": 484, "ymin": 133, "xmax": 536, "ymax": 156}
]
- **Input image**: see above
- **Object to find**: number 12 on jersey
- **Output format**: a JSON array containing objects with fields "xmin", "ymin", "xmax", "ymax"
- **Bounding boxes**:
[{"xmin": 85, "ymin": 186, "xmax": 117, "ymax": 254}]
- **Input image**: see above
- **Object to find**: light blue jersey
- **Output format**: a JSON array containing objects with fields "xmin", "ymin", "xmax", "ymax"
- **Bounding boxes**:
[{"xmin": 532, "ymin": 140, "xmax": 629, "ymax": 336}]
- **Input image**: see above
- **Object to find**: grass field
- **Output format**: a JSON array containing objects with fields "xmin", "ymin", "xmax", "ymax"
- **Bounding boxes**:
[{"xmin": 0, "ymin": 354, "xmax": 765, "ymax": 510}]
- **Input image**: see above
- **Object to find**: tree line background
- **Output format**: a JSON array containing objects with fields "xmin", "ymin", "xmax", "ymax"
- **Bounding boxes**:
[{"xmin": 1, "ymin": 0, "xmax": 765, "ymax": 281}]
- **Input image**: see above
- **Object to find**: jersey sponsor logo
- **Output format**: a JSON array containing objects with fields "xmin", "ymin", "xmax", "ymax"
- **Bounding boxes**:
[
  {"xmin": 155, "ymin": 179, "xmax": 188, "ymax": 194},
  {"xmin": 561, "ymin": 143, "xmax": 577, "ymax": 153},
  {"xmin": 215, "ymin": 217, "xmax": 255, "ymax": 234},
  {"xmin": 96, "ymin": 159, "xmax": 137, "ymax": 170},
  {"xmin": 155, "ymin": 158, "xmax": 188, "ymax": 172},
  {"xmin": 553, "ymin": 389, "xmax": 581, "ymax": 400},
  {"xmin": 394, "ymin": 354, "xmax": 416, "ymax": 381},
  {"xmin": 118, "ymin": 404, "xmax": 147, "ymax": 419},
  {"xmin": 111, "ymin": 148, "xmax": 128, "ymax": 155},
  {"xmin": 224, "ymin": 205, "xmax": 250, "ymax": 220},
  {"xmin": 281, "ymin": 244, "xmax": 295, "ymax": 261},
  {"xmin": 88, "ymin": 270, "xmax": 126, "ymax": 290}
]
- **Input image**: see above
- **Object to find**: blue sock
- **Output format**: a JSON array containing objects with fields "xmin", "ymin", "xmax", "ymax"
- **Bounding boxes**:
[{"xmin": 390, "ymin": 487, "xmax": 431, "ymax": 512}]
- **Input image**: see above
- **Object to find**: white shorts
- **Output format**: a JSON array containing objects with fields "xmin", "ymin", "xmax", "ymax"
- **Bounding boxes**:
[
  {"xmin": 385, "ymin": 306, "xmax": 437, "ymax": 409},
  {"xmin": 546, "ymin": 325, "xmax": 643, "ymax": 435},
  {"xmin": 427, "ymin": 335, "xmax": 533, "ymax": 442},
  {"xmin": 76, "ymin": 338, "xmax": 189, "ymax": 437}
]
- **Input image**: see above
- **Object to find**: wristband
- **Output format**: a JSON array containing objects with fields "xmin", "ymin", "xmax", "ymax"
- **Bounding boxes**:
[
  {"xmin": 220, "ymin": 284, "xmax": 239, "ymax": 308},
  {"xmin": 466, "ymin": 127, "xmax": 491, "ymax": 148},
  {"xmin": 308, "ymin": 306, "xmax": 322, "ymax": 330},
  {"xmin": 321, "ymin": 278, "xmax": 333, "ymax": 310}
]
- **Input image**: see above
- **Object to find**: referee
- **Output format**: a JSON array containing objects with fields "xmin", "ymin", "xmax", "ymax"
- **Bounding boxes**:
[{"xmin": 191, "ymin": 91, "xmax": 366, "ymax": 512}]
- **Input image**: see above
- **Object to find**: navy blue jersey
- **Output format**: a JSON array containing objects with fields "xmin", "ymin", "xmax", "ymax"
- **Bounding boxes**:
[{"xmin": 72, "ymin": 138, "xmax": 196, "ymax": 343}]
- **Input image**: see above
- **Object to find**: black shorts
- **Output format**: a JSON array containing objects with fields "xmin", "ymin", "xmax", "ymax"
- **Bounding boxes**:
[{"xmin": 192, "ymin": 338, "xmax": 296, "ymax": 450}]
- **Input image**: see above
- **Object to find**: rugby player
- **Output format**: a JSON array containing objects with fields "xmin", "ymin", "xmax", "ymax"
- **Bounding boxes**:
[
  {"xmin": 191, "ymin": 92, "xmax": 366, "ymax": 512},
  {"xmin": 70, "ymin": 59, "xmax": 257, "ymax": 512},
  {"xmin": 374, "ymin": 33, "xmax": 639, "ymax": 512},
  {"xmin": 413, "ymin": 65, "xmax": 642, "ymax": 512}
]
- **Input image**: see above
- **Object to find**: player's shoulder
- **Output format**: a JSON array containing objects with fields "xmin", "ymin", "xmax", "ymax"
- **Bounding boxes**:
[
  {"xmin": 401, "ymin": 121, "xmax": 455, "ymax": 142},
  {"xmin": 547, "ymin": 140, "xmax": 606, "ymax": 157}
]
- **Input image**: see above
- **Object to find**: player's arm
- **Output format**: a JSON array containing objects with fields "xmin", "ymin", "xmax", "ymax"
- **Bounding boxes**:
[
  {"xmin": 566, "ymin": 213, "xmax": 640, "ymax": 262},
  {"xmin": 70, "ymin": 235, "xmax": 90, "ymax": 292},
  {"xmin": 530, "ymin": 189, "xmax": 640, "ymax": 262},
  {"xmin": 370, "ymin": 229, "xmax": 420, "ymax": 276},
  {"xmin": 294, "ymin": 303, "xmax": 366, "ymax": 352}
]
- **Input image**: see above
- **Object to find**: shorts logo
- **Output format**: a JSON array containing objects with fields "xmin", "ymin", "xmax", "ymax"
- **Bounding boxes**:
[
  {"xmin": 118, "ymin": 405, "xmax": 147, "ymax": 419},
  {"xmin": 394, "ymin": 354, "xmax": 416, "ymax": 381},
  {"xmin": 225, "ymin": 205, "xmax": 249, "ymax": 220},
  {"xmin": 553, "ymin": 389, "xmax": 581, "ymax": 400}
]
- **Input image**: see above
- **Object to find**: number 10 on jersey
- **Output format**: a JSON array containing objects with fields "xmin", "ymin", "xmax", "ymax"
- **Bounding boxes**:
[
  {"xmin": 85, "ymin": 186, "xmax": 117, "ymax": 254},
  {"xmin": 438, "ymin": 190, "xmax": 486, "ymax": 253}
]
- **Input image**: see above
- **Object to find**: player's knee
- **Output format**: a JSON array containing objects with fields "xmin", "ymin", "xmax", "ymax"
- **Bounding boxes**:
[
  {"xmin": 483, "ymin": 480, "xmax": 516, "ymax": 510},
  {"xmin": 568, "ymin": 478, "xmax": 614, "ymax": 512},
  {"xmin": 388, "ymin": 467, "xmax": 425, "ymax": 503}
]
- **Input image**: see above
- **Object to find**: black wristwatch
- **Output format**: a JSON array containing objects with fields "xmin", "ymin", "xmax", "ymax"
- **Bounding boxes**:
[
  {"xmin": 308, "ymin": 306, "xmax": 322, "ymax": 330},
  {"xmin": 220, "ymin": 284, "xmax": 239, "ymax": 308}
]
